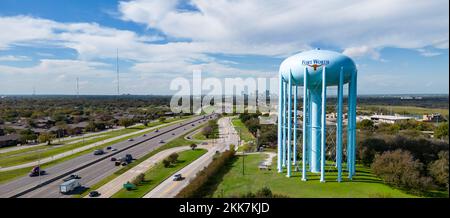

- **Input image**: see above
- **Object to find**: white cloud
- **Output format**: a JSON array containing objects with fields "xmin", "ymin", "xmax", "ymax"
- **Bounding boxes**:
[
  {"xmin": 343, "ymin": 46, "xmax": 381, "ymax": 60},
  {"xmin": 118, "ymin": 0, "xmax": 449, "ymax": 57},
  {"xmin": 0, "ymin": 55, "xmax": 31, "ymax": 61}
]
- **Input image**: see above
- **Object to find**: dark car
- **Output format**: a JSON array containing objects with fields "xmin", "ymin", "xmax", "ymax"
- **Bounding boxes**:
[
  {"xmin": 159, "ymin": 140, "xmax": 164, "ymax": 143},
  {"xmin": 191, "ymin": 124, "xmax": 195, "ymax": 126},
  {"xmin": 111, "ymin": 157, "xmax": 117, "ymax": 161},
  {"xmin": 29, "ymin": 166, "xmax": 46, "ymax": 177},
  {"xmin": 106, "ymin": 146, "xmax": 112, "ymax": 150},
  {"xmin": 63, "ymin": 174, "xmax": 81, "ymax": 182},
  {"xmin": 172, "ymin": 133, "xmax": 175, "ymax": 135},
  {"xmin": 93, "ymin": 149, "xmax": 104, "ymax": 155},
  {"xmin": 173, "ymin": 174, "xmax": 184, "ymax": 181},
  {"xmin": 155, "ymin": 129, "xmax": 159, "ymax": 133},
  {"xmin": 142, "ymin": 134, "xmax": 147, "ymax": 137},
  {"xmin": 127, "ymin": 138, "xmax": 134, "ymax": 141},
  {"xmin": 89, "ymin": 191, "xmax": 100, "ymax": 197}
]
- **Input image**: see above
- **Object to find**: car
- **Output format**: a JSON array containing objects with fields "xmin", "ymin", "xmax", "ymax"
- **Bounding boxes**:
[
  {"xmin": 111, "ymin": 157, "xmax": 117, "ymax": 161},
  {"xmin": 115, "ymin": 161, "xmax": 121, "ymax": 166},
  {"xmin": 187, "ymin": 136, "xmax": 191, "ymax": 139},
  {"xmin": 111, "ymin": 148, "xmax": 117, "ymax": 151},
  {"xmin": 159, "ymin": 140, "xmax": 164, "ymax": 143},
  {"xmin": 29, "ymin": 166, "xmax": 46, "ymax": 177},
  {"xmin": 121, "ymin": 162, "xmax": 127, "ymax": 166},
  {"xmin": 191, "ymin": 124, "xmax": 195, "ymax": 126},
  {"xmin": 106, "ymin": 146, "xmax": 112, "ymax": 150},
  {"xmin": 93, "ymin": 149, "xmax": 104, "ymax": 155},
  {"xmin": 63, "ymin": 174, "xmax": 81, "ymax": 182},
  {"xmin": 142, "ymin": 134, "xmax": 147, "ymax": 137},
  {"xmin": 128, "ymin": 138, "xmax": 134, "ymax": 141},
  {"xmin": 172, "ymin": 133, "xmax": 175, "ymax": 135},
  {"xmin": 89, "ymin": 191, "xmax": 100, "ymax": 197},
  {"xmin": 173, "ymin": 174, "xmax": 184, "ymax": 181},
  {"xmin": 155, "ymin": 129, "xmax": 159, "ymax": 133}
]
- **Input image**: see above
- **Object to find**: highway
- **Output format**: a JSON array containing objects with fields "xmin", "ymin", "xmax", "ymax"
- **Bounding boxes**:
[
  {"xmin": 143, "ymin": 116, "xmax": 239, "ymax": 198},
  {"xmin": 0, "ymin": 115, "xmax": 216, "ymax": 198}
]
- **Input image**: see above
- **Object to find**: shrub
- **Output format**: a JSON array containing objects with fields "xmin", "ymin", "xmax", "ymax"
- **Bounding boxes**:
[
  {"xmin": 162, "ymin": 159, "xmax": 171, "ymax": 168},
  {"xmin": 371, "ymin": 149, "xmax": 434, "ymax": 192},
  {"xmin": 176, "ymin": 149, "xmax": 236, "ymax": 198},
  {"xmin": 168, "ymin": 153, "xmax": 179, "ymax": 164},
  {"xmin": 428, "ymin": 151, "xmax": 449, "ymax": 189},
  {"xmin": 131, "ymin": 173, "xmax": 145, "ymax": 185}
]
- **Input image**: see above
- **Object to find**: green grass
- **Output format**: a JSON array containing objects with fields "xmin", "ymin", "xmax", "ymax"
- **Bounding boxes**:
[
  {"xmin": 73, "ymin": 122, "xmax": 208, "ymax": 197},
  {"xmin": 192, "ymin": 131, "xmax": 207, "ymax": 141},
  {"xmin": 0, "ymin": 117, "xmax": 192, "ymax": 184},
  {"xmin": 0, "ymin": 117, "xmax": 190, "ymax": 168},
  {"xmin": 360, "ymin": 105, "xmax": 449, "ymax": 117},
  {"xmin": 209, "ymin": 153, "xmax": 417, "ymax": 198},
  {"xmin": 231, "ymin": 118, "xmax": 255, "ymax": 142},
  {"xmin": 112, "ymin": 149, "xmax": 207, "ymax": 198}
]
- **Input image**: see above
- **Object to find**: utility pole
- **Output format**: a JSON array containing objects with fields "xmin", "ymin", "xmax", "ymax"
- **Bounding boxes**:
[
  {"xmin": 76, "ymin": 77, "xmax": 79, "ymax": 98},
  {"xmin": 116, "ymin": 48, "xmax": 120, "ymax": 96}
]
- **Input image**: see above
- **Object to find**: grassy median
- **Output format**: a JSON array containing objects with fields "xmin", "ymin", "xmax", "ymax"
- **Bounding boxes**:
[{"xmin": 112, "ymin": 149, "xmax": 207, "ymax": 198}]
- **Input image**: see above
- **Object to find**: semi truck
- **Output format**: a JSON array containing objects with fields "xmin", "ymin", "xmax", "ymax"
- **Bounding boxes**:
[{"xmin": 60, "ymin": 179, "xmax": 81, "ymax": 194}]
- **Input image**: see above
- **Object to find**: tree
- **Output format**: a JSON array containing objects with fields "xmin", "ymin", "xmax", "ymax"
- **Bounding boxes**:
[
  {"xmin": 168, "ymin": 152, "xmax": 179, "ymax": 164},
  {"xmin": 162, "ymin": 159, "xmax": 171, "ymax": 168},
  {"xmin": 38, "ymin": 132, "xmax": 56, "ymax": 145},
  {"xmin": 357, "ymin": 119, "xmax": 374, "ymax": 130},
  {"xmin": 118, "ymin": 118, "xmax": 133, "ymax": 128},
  {"xmin": 371, "ymin": 149, "xmax": 433, "ymax": 192},
  {"xmin": 190, "ymin": 143, "xmax": 198, "ymax": 150},
  {"xmin": 202, "ymin": 126, "xmax": 213, "ymax": 138},
  {"xmin": 131, "ymin": 173, "xmax": 145, "ymax": 185},
  {"xmin": 434, "ymin": 122, "xmax": 449, "ymax": 140},
  {"xmin": 19, "ymin": 129, "xmax": 37, "ymax": 143},
  {"xmin": 428, "ymin": 151, "xmax": 449, "ymax": 189}
]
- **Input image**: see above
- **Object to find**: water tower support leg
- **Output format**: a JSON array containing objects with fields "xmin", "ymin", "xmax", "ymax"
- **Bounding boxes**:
[
  {"xmin": 277, "ymin": 73, "xmax": 283, "ymax": 172},
  {"xmin": 351, "ymin": 71, "xmax": 358, "ymax": 176},
  {"xmin": 337, "ymin": 67, "xmax": 344, "ymax": 182},
  {"xmin": 320, "ymin": 67, "xmax": 327, "ymax": 183},
  {"xmin": 287, "ymin": 72, "xmax": 292, "ymax": 177},
  {"xmin": 302, "ymin": 67, "xmax": 308, "ymax": 181},
  {"xmin": 282, "ymin": 81, "xmax": 287, "ymax": 168},
  {"xmin": 293, "ymin": 86, "xmax": 298, "ymax": 166}
]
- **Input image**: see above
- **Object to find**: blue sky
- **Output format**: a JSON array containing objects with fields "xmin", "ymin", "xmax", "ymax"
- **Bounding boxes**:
[{"xmin": 0, "ymin": 0, "xmax": 448, "ymax": 95}]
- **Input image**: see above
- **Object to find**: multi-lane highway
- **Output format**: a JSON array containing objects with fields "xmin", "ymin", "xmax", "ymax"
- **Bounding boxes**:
[
  {"xmin": 0, "ymin": 115, "xmax": 216, "ymax": 198},
  {"xmin": 144, "ymin": 116, "xmax": 239, "ymax": 198}
]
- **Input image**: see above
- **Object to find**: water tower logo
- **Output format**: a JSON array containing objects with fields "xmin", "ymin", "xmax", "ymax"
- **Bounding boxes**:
[{"xmin": 301, "ymin": 59, "xmax": 330, "ymax": 71}]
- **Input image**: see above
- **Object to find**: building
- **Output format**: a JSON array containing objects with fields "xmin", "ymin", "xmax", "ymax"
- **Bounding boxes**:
[
  {"xmin": 423, "ymin": 113, "xmax": 446, "ymax": 122},
  {"xmin": 369, "ymin": 114, "xmax": 415, "ymax": 124},
  {"xmin": 0, "ymin": 134, "xmax": 20, "ymax": 148}
]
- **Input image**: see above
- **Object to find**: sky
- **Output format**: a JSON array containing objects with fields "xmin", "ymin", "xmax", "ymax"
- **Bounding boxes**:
[{"xmin": 0, "ymin": 0, "xmax": 448, "ymax": 95}]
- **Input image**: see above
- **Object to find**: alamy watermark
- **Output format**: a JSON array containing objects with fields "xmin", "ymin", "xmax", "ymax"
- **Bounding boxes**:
[{"xmin": 169, "ymin": 70, "xmax": 278, "ymax": 115}]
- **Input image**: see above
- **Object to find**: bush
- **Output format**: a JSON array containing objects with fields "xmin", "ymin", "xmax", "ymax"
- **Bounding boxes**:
[
  {"xmin": 131, "ymin": 173, "xmax": 145, "ymax": 185},
  {"xmin": 371, "ymin": 149, "xmax": 434, "ymax": 192},
  {"xmin": 434, "ymin": 122, "xmax": 449, "ymax": 140},
  {"xmin": 190, "ymin": 143, "xmax": 197, "ymax": 150},
  {"xmin": 176, "ymin": 149, "xmax": 236, "ymax": 198},
  {"xmin": 168, "ymin": 153, "xmax": 179, "ymax": 164},
  {"xmin": 428, "ymin": 151, "xmax": 449, "ymax": 189},
  {"xmin": 162, "ymin": 159, "xmax": 171, "ymax": 168}
]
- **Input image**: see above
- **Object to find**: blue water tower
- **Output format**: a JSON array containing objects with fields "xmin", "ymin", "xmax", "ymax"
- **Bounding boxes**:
[{"xmin": 277, "ymin": 48, "xmax": 357, "ymax": 182}]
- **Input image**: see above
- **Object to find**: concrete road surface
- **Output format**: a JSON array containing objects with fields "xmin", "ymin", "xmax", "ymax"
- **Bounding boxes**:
[
  {"xmin": 143, "ymin": 116, "xmax": 239, "ymax": 198},
  {"xmin": 0, "ymin": 115, "xmax": 216, "ymax": 198},
  {"xmin": 86, "ymin": 145, "xmax": 197, "ymax": 198}
]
